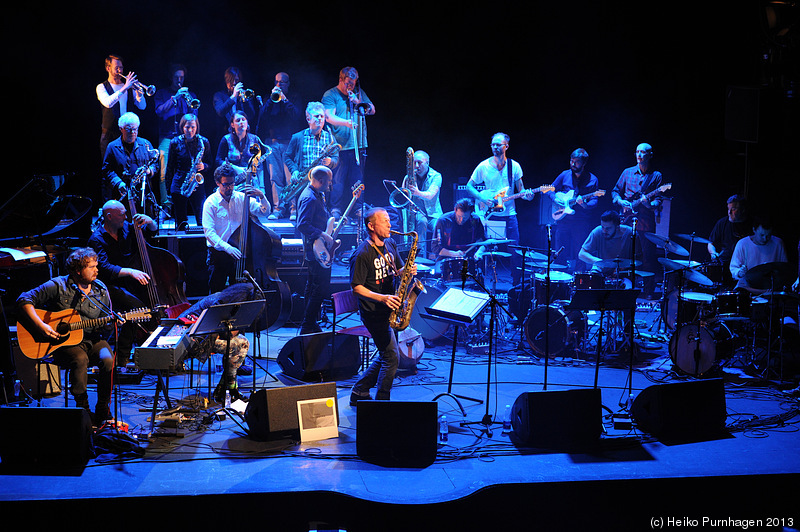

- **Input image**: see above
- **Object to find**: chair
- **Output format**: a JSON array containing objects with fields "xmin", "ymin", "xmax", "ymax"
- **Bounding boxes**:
[{"xmin": 331, "ymin": 289, "xmax": 373, "ymax": 371}]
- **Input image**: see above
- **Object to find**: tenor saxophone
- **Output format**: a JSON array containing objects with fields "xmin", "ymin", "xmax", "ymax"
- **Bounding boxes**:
[
  {"xmin": 388, "ymin": 230, "xmax": 426, "ymax": 331},
  {"xmin": 179, "ymin": 136, "xmax": 205, "ymax": 197}
]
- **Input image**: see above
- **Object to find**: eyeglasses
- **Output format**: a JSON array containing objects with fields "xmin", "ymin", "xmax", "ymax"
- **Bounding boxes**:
[{"xmin": 220, "ymin": 181, "xmax": 235, "ymax": 188}]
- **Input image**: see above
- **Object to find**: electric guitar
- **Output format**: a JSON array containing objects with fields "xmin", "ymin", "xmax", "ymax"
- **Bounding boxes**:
[
  {"xmin": 620, "ymin": 183, "xmax": 672, "ymax": 224},
  {"xmin": 551, "ymin": 189, "xmax": 606, "ymax": 221},
  {"xmin": 313, "ymin": 182, "xmax": 365, "ymax": 268},
  {"xmin": 475, "ymin": 185, "xmax": 554, "ymax": 219},
  {"xmin": 16, "ymin": 307, "xmax": 153, "ymax": 360}
]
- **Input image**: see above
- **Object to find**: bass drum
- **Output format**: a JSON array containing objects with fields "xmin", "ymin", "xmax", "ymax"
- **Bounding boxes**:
[
  {"xmin": 523, "ymin": 305, "xmax": 585, "ymax": 357},
  {"xmin": 669, "ymin": 322, "xmax": 733, "ymax": 376},
  {"xmin": 409, "ymin": 283, "xmax": 450, "ymax": 341}
]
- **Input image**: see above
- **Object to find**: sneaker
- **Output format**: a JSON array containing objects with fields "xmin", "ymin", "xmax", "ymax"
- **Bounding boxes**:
[
  {"xmin": 268, "ymin": 209, "xmax": 283, "ymax": 220},
  {"xmin": 289, "ymin": 212, "xmax": 297, "ymax": 221},
  {"xmin": 349, "ymin": 391, "xmax": 372, "ymax": 407}
]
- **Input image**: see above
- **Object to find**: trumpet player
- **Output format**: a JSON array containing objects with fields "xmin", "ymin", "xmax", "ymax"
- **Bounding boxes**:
[
  {"xmin": 282, "ymin": 102, "xmax": 339, "ymax": 220},
  {"xmin": 155, "ymin": 64, "xmax": 199, "ymax": 210},
  {"xmin": 166, "ymin": 113, "xmax": 211, "ymax": 231},
  {"xmin": 258, "ymin": 72, "xmax": 304, "ymax": 218},
  {"xmin": 322, "ymin": 67, "xmax": 375, "ymax": 220},
  {"xmin": 96, "ymin": 55, "xmax": 147, "ymax": 164},
  {"xmin": 213, "ymin": 66, "xmax": 260, "ymax": 143}
]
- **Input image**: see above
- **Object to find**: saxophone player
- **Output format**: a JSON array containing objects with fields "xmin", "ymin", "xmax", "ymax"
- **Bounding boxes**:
[
  {"xmin": 282, "ymin": 102, "xmax": 340, "ymax": 220},
  {"xmin": 349, "ymin": 208, "xmax": 416, "ymax": 406},
  {"xmin": 166, "ymin": 113, "xmax": 210, "ymax": 230}
]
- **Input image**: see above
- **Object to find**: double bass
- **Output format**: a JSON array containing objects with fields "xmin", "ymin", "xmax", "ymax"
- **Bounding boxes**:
[
  {"xmin": 126, "ymin": 153, "xmax": 191, "ymax": 319},
  {"xmin": 229, "ymin": 144, "xmax": 291, "ymax": 331}
]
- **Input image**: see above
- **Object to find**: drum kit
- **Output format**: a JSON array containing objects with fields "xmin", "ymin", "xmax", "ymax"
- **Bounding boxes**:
[{"xmin": 645, "ymin": 231, "xmax": 799, "ymax": 378}]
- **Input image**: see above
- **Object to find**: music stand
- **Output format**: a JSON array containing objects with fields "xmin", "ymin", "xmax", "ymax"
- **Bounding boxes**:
[
  {"xmin": 189, "ymin": 300, "xmax": 265, "ymax": 409},
  {"xmin": 422, "ymin": 287, "xmax": 491, "ymax": 416},
  {"xmin": 565, "ymin": 289, "xmax": 639, "ymax": 389}
]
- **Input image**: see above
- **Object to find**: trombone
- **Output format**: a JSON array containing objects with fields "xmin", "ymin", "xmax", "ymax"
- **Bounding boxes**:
[{"xmin": 121, "ymin": 74, "xmax": 156, "ymax": 97}]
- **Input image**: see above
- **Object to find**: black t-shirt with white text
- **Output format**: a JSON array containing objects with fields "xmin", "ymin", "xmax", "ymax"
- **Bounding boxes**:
[{"xmin": 349, "ymin": 237, "xmax": 403, "ymax": 315}]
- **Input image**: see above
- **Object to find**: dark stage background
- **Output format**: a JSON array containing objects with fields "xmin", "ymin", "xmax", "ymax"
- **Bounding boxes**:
[{"xmin": 6, "ymin": 1, "xmax": 799, "ymax": 261}]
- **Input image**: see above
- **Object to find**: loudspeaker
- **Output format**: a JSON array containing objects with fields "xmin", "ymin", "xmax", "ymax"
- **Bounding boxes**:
[
  {"xmin": 632, "ymin": 378, "xmax": 727, "ymax": 442},
  {"xmin": 356, "ymin": 401, "xmax": 438, "ymax": 467},
  {"xmin": 725, "ymin": 86, "xmax": 760, "ymax": 143},
  {"xmin": 277, "ymin": 332, "xmax": 360, "ymax": 382},
  {"xmin": 511, "ymin": 388, "xmax": 601, "ymax": 449},
  {"xmin": 0, "ymin": 407, "xmax": 92, "ymax": 469},
  {"xmin": 244, "ymin": 382, "xmax": 338, "ymax": 441}
]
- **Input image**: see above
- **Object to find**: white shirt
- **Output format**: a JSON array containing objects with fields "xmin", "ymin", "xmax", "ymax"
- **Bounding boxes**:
[
  {"xmin": 202, "ymin": 190, "xmax": 270, "ymax": 252},
  {"xmin": 96, "ymin": 81, "xmax": 146, "ymax": 113},
  {"xmin": 468, "ymin": 158, "xmax": 524, "ymax": 216},
  {"xmin": 729, "ymin": 235, "xmax": 788, "ymax": 289}
]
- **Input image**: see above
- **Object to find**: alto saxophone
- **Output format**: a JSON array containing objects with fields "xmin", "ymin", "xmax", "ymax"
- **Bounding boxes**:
[
  {"xmin": 388, "ymin": 230, "xmax": 426, "ymax": 331},
  {"xmin": 179, "ymin": 136, "xmax": 205, "ymax": 197}
]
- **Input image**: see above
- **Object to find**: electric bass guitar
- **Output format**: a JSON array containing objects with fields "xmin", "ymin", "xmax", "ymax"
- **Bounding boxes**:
[
  {"xmin": 16, "ymin": 307, "xmax": 153, "ymax": 360},
  {"xmin": 475, "ymin": 185, "xmax": 554, "ymax": 219},
  {"xmin": 551, "ymin": 189, "xmax": 606, "ymax": 221},
  {"xmin": 313, "ymin": 183, "xmax": 365, "ymax": 268}
]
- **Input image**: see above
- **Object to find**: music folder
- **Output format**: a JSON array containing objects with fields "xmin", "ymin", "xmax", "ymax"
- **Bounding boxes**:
[{"xmin": 423, "ymin": 287, "xmax": 490, "ymax": 325}]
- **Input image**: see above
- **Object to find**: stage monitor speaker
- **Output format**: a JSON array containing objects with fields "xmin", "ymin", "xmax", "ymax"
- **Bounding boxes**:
[
  {"xmin": 244, "ymin": 382, "xmax": 338, "ymax": 441},
  {"xmin": 511, "ymin": 388, "xmax": 602, "ymax": 450},
  {"xmin": 0, "ymin": 407, "xmax": 92, "ymax": 469},
  {"xmin": 725, "ymin": 86, "xmax": 760, "ymax": 143},
  {"xmin": 631, "ymin": 378, "xmax": 727, "ymax": 442},
  {"xmin": 276, "ymin": 332, "xmax": 360, "ymax": 382},
  {"xmin": 356, "ymin": 401, "xmax": 437, "ymax": 468}
]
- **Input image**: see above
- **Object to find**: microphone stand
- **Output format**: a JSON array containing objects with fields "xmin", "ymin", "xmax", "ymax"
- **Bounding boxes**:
[
  {"xmin": 75, "ymin": 284, "xmax": 127, "ymax": 431},
  {"xmin": 543, "ymin": 225, "xmax": 553, "ymax": 390},
  {"xmin": 622, "ymin": 219, "xmax": 637, "ymax": 412},
  {"xmin": 242, "ymin": 270, "xmax": 276, "ymax": 389}
]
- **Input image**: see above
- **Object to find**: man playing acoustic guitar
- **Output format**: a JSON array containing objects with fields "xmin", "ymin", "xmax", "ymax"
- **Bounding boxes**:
[{"xmin": 16, "ymin": 248, "xmax": 117, "ymax": 424}]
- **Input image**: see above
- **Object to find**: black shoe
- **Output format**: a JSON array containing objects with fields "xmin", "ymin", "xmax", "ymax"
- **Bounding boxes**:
[
  {"xmin": 213, "ymin": 382, "xmax": 226, "ymax": 404},
  {"xmin": 349, "ymin": 392, "xmax": 372, "ymax": 407},
  {"xmin": 229, "ymin": 387, "xmax": 248, "ymax": 402},
  {"xmin": 93, "ymin": 404, "xmax": 112, "ymax": 426},
  {"xmin": 237, "ymin": 363, "xmax": 253, "ymax": 376}
]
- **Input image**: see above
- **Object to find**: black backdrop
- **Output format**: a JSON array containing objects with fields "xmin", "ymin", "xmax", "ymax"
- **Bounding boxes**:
[{"xmin": 6, "ymin": 1, "xmax": 799, "ymax": 260}]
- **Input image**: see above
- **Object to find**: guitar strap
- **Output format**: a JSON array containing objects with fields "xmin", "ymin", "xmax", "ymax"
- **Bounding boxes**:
[{"xmin": 507, "ymin": 158, "xmax": 514, "ymax": 191}]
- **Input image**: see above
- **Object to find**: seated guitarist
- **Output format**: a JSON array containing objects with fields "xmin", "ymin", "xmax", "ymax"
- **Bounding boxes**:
[
  {"xmin": 296, "ymin": 166, "xmax": 334, "ymax": 335},
  {"xmin": 611, "ymin": 142, "xmax": 664, "ymax": 297},
  {"xmin": 16, "ymin": 248, "xmax": 115, "ymax": 425},
  {"xmin": 466, "ymin": 132, "xmax": 532, "ymax": 285},
  {"xmin": 547, "ymin": 148, "xmax": 601, "ymax": 272}
]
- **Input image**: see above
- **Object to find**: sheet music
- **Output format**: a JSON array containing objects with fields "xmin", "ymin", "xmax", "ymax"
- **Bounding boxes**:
[{"xmin": 428, "ymin": 288, "xmax": 490, "ymax": 321}]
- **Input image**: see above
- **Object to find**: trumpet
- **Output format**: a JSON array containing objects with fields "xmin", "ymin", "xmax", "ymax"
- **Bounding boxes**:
[
  {"xmin": 179, "ymin": 92, "xmax": 201, "ymax": 109},
  {"xmin": 121, "ymin": 74, "xmax": 156, "ymax": 97},
  {"xmin": 241, "ymin": 88, "xmax": 255, "ymax": 102}
]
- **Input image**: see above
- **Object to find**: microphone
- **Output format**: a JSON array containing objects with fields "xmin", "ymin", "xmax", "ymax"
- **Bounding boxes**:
[
  {"xmin": 242, "ymin": 269, "xmax": 264, "ymax": 295},
  {"xmin": 461, "ymin": 258, "xmax": 469, "ymax": 290},
  {"xmin": 551, "ymin": 246, "xmax": 565, "ymax": 262}
]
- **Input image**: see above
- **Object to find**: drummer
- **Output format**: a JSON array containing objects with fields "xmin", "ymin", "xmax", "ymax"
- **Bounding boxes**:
[
  {"xmin": 729, "ymin": 216, "xmax": 788, "ymax": 295},
  {"xmin": 578, "ymin": 210, "xmax": 642, "ymax": 278},
  {"xmin": 707, "ymin": 194, "xmax": 750, "ymax": 288},
  {"xmin": 432, "ymin": 197, "xmax": 487, "ymax": 262}
]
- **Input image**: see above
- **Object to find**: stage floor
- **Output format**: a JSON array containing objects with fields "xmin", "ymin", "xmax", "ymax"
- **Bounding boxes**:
[{"xmin": 2, "ymin": 301, "xmax": 799, "ymax": 530}]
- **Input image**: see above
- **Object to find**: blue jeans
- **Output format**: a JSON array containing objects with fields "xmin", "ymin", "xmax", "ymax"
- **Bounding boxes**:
[{"xmin": 352, "ymin": 314, "xmax": 399, "ymax": 400}]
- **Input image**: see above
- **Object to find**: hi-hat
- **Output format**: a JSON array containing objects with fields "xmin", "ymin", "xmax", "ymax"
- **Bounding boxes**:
[
  {"xmin": 745, "ymin": 261, "xmax": 796, "ymax": 290},
  {"xmin": 415, "ymin": 257, "xmax": 434, "ymax": 265},
  {"xmin": 514, "ymin": 249, "xmax": 548, "ymax": 261},
  {"xmin": 658, "ymin": 257, "xmax": 713, "ymax": 286},
  {"xmin": 475, "ymin": 238, "xmax": 513, "ymax": 247},
  {"xmin": 644, "ymin": 232, "xmax": 689, "ymax": 256},
  {"xmin": 674, "ymin": 233, "xmax": 712, "ymax": 245}
]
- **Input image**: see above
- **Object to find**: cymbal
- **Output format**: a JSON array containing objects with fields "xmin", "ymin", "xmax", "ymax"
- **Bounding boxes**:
[
  {"xmin": 745, "ymin": 261, "xmax": 796, "ymax": 290},
  {"xmin": 674, "ymin": 233, "xmax": 712, "ymax": 245},
  {"xmin": 484, "ymin": 251, "xmax": 512, "ymax": 258},
  {"xmin": 415, "ymin": 257, "xmax": 434, "ymax": 265},
  {"xmin": 759, "ymin": 290, "xmax": 800, "ymax": 302},
  {"xmin": 644, "ymin": 232, "xmax": 689, "ymax": 256},
  {"xmin": 621, "ymin": 269, "xmax": 655, "ymax": 278},
  {"xmin": 670, "ymin": 259, "xmax": 702, "ymax": 268},
  {"xmin": 595, "ymin": 258, "xmax": 642, "ymax": 269},
  {"xmin": 515, "ymin": 249, "xmax": 549, "ymax": 261},
  {"xmin": 416, "ymin": 263, "xmax": 433, "ymax": 272},
  {"xmin": 520, "ymin": 261, "xmax": 567, "ymax": 270},
  {"xmin": 474, "ymin": 238, "xmax": 513, "ymax": 247},
  {"xmin": 658, "ymin": 257, "xmax": 713, "ymax": 286}
]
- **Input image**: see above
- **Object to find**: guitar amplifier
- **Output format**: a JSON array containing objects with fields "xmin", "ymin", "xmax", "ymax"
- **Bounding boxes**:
[
  {"xmin": 134, "ymin": 320, "xmax": 192, "ymax": 371},
  {"xmin": 280, "ymin": 238, "xmax": 305, "ymax": 265}
]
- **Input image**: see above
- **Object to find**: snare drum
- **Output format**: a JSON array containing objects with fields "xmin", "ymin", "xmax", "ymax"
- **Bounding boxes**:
[
  {"xmin": 574, "ymin": 272, "xmax": 604, "ymax": 290},
  {"xmin": 534, "ymin": 271, "xmax": 573, "ymax": 305},
  {"xmin": 439, "ymin": 257, "xmax": 477, "ymax": 284}
]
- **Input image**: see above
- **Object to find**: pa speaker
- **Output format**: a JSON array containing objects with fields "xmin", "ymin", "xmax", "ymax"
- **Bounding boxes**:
[
  {"xmin": 511, "ymin": 388, "xmax": 601, "ymax": 450},
  {"xmin": 632, "ymin": 378, "xmax": 727, "ymax": 442},
  {"xmin": 244, "ymin": 382, "xmax": 338, "ymax": 441},
  {"xmin": 725, "ymin": 85, "xmax": 760, "ymax": 143},
  {"xmin": 277, "ymin": 332, "xmax": 360, "ymax": 382},
  {"xmin": 356, "ymin": 401, "xmax": 438, "ymax": 468},
  {"xmin": 0, "ymin": 407, "xmax": 92, "ymax": 469}
]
